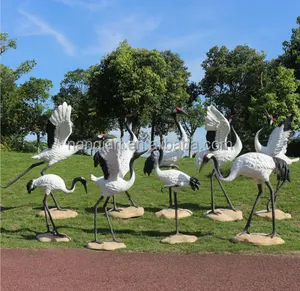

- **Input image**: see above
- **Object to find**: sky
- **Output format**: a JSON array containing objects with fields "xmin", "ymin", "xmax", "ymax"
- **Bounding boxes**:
[{"xmin": 2, "ymin": 0, "xmax": 300, "ymax": 148}]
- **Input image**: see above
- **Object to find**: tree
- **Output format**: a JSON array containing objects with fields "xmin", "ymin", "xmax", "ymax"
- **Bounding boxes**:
[
  {"xmin": 150, "ymin": 50, "xmax": 191, "ymax": 144},
  {"xmin": 279, "ymin": 16, "xmax": 300, "ymax": 87},
  {"xmin": 18, "ymin": 77, "xmax": 53, "ymax": 151},
  {"xmin": 0, "ymin": 33, "xmax": 37, "ymax": 141},
  {"xmin": 0, "ymin": 32, "xmax": 16, "ymax": 55},
  {"xmin": 200, "ymin": 45, "xmax": 268, "ymax": 151},
  {"xmin": 52, "ymin": 68, "xmax": 108, "ymax": 142},
  {"xmin": 182, "ymin": 82, "xmax": 206, "ymax": 157},
  {"xmin": 200, "ymin": 45, "xmax": 300, "ymax": 152},
  {"xmin": 89, "ymin": 41, "xmax": 169, "ymax": 138},
  {"xmin": 250, "ymin": 65, "xmax": 300, "ymax": 130}
]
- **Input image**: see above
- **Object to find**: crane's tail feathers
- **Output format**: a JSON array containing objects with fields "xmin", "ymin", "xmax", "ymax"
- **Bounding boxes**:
[
  {"xmin": 90, "ymin": 174, "xmax": 98, "ymax": 182},
  {"xmin": 189, "ymin": 176, "xmax": 200, "ymax": 191},
  {"xmin": 32, "ymin": 154, "xmax": 41, "ymax": 159},
  {"xmin": 273, "ymin": 157, "xmax": 291, "ymax": 182}
]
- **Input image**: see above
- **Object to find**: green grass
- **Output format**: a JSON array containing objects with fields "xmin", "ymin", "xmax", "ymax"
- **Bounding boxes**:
[{"xmin": 1, "ymin": 151, "xmax": 300, "ymax": 254}]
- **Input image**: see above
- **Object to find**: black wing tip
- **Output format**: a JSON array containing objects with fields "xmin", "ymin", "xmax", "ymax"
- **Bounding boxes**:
[
  {"xmin": 190, "ymin": 176, "xmax": 200, "ymax": 191},
  {"xmin": 273, "ymin": 157, "xmax": 291, "ymax": 182},
  {"xmin": 143, "ymin": 155, "xmax": 154, "ymax": 176}
]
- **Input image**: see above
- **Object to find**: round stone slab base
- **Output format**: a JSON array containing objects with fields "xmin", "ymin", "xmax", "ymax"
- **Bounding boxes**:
[
  {"xmin": 38, "ymin": 208, "xmax": 78, "ymax": 219},
  {"xmin": 233, "ymin": 233, "xmax": 285, "ymax": 246},
  {"xmin": 108, "ymin": 206, "xmax": 144, "ymax": 219},
  {"xmin": 87, "ymin": 241, "xmax": 126, "ymax": 251},
  {"xmin": 161, "ymin": 234, "xmax": 198, "ymax": 244},
  {"xmin": 204, "ymin": 209, "xmax": 243, "ymax": 222},
  {"xmin": 155, "ymin": 209, "xmax": 193, "ymax": 219},
  {"xmin": 36, "ymin": 232, "xmax": 70, "ymax": 242},
  {"xmin": 255, "ymin": 209, "xmax": 292, "ymax": 220}
]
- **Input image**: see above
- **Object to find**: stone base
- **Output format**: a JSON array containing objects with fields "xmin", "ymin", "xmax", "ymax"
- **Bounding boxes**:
[
  {"xmin": 155, "ymin": 209, "xmax": 193, "ymax": 219},
  {"xmin": 108, "ymin": 206, "xmax": 144, "ymax": 219},
  {"xmin": 87, "ymin": 241, "xmax": 126, "ymax": 251},
  {"xmin": 161, "ymin": 234, "xmax": 198, "ymax": 244},
  {"xmin": 233, "ymin": 233, "xmax": 285, "ymax": 246},
  {"xmin": 36, "ymin": 232, "xmax": 70, "ymax": 242},
  {"xmin": 38, "ymin": 208, "xmax": 78, "ymax": 219},
  {"xmin": 204, "ymin": 209, "xmax": 243, "ymax": 222},
  {"xmin": 255, "ymin": 209, "xmax": 292, "ymax": 220}
]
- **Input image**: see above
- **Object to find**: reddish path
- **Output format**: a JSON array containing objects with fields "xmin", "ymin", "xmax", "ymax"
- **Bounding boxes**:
[{"xmin": 1, "ymin": 248, "xmax": 300, "ymax": 291}]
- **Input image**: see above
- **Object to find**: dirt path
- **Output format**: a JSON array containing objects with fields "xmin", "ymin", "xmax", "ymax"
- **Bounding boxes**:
[{"xmin": 1, "ymin": 248, "xmax": 300, "ymax": 291}]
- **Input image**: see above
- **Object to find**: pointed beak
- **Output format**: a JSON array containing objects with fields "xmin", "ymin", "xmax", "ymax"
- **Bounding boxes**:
[
  {"xmin": 199, "ymin": 163, "xmax": 205, "ymax": 174},
  {"xmin": 82, "ymin": 180, "xmax": 88, "ymax": 193}
]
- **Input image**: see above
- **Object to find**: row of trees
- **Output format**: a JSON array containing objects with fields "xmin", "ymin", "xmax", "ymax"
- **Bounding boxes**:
[{"xmin": 1, "ymin": 17, "xmax": 300, "ymax": 156}]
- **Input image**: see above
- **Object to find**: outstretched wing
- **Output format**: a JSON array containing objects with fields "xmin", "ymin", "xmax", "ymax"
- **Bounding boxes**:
[
  {"xmin": 49, "ymin": 102, "xmax": 73, "ymax": 148},
  {"xmin": 266, "ymin": 116, "xmax": 293, "ymax": 156},
  {"xmin": 205, "ymin": 105, "xmax": 230, "ymax": 150},
  {"xmin": 97, "ymin": 139, "xmax": 126, "ymax": 180}
]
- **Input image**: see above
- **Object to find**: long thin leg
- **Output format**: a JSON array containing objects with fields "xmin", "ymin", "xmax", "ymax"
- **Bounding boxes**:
[
  {"xmin": 103, "ymin": 197, "xmax": 118, "ymax": 242},
  {"xmin": 49, "ymin": 192, "xmax": 66, "ymax": 211},
  {"xmin": 108, "ymin": 196, "xmax": 122, "ymax": 212},
  {"xmin": 242, "ymin": 184, "xmax": 263, "ymax": 234},
  {"xmin": 265, "ymin": 181, "xmax": 277, "ymax": 238},
  {"xmin": 44, "ymin": 195, "xmax": 65, "ymax": 237},
  {"xmin": 174, "ymin": 191, "xmax": 179, "ymax": 235},
  {"xmin": 93, "ymin": 196, "xmax": 104, "ymax": 243},
  {"xmin": 168, "ymin": 187, "xmax": 173, "ymax": 208},
  {"xmin": 266, "ymin": 180, "xmax": 286, "ymax": 211},
  {"xmin": 125, "ymin": 191, "xmax": 138, "ymax": 208},
  {"xmin": 41, "ymin": 165, "xmax": 50, "ymax": 176},
  {"xmin": 0, "ymin": 161, "xmax": 45, "ymax": 188},
  {"xmin": 215, "ymin": 174, "xmax": 236, "ymax": 211},
  {"xmin": 43, "ymin": 195, "xmax": 51, "ymax": 233},
  {"xmin": 210, "ymin": 170, "xmax": 216, "ymax": 213}
]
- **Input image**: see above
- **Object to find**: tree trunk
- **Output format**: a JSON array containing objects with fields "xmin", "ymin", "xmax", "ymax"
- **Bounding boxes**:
[
  {"xmin": 150, "ymin": 115, "xmax": 156, "ymax": 146},
  {"xmin": 118, "ymin": 119, "xmax": 124, "ymax": 142},
  {"xmin": 188, "ymin": 135, "xmax": 193, "ymax": 158},
  {"xmin": 159, "ymin": 134, "xmax": 164, "ymax": 147},
  {"xmin": 36, "ymin": 132, "xmax": 41, "ymax": 153}
]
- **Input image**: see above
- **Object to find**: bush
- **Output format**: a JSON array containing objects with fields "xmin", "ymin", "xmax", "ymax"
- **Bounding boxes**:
[{"xmin": 1, "ymin": 135, "xmax": 47, "ymax": 153}]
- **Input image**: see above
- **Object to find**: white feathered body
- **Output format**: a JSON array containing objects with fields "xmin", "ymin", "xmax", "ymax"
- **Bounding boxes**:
[
  {"xmin": 32, "ymin": 174, "xmax": 74, "ymax": 194},
  {"xmin": 216, "ymin": 152, "xmax": 276, "ymax": 184},
  {"xmin": 32, "ymin": 145, "xmax": 81, "ymax": 166},
  {"xmin": 154, "ymin": 167, "xmax": 191, "ymax": 191},
  {"xmin": 91, "ymin": 140, "xmax": 137, "ymax": 197},
  {"xmin": 91, "ymin": 173, "xmax": 135, "ymax": 197}
]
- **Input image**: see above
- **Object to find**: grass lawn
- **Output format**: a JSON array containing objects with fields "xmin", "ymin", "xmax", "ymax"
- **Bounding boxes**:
[{"xmin": 1, "ymin": 151, "xmax": 300, "ymax": 254}]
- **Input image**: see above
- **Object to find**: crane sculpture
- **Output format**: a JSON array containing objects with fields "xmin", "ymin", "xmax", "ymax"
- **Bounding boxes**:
[
  {"xmin": 255, "ymin": 111, "xmax": 297, "ymax": 211},
  {"xmin": 144, "ymin": 147, "xmax": 200, "ymax": 237},
  {"xmin": 90, "ymin": 139, "xmax": 147, "ymax": 244},
  {"xmin": 144, "ymin": 107, "xmax": 190, "ymax": 208},
  {"xmin": 26, "ymin": 174, "xmax": 87, "ymax": 238},
  {"xmin": 195, "ymin": 105, "xmax": 242, "ymax": 214},
  {"xmin": 201, "ymin": 152, "xmax": 290, "ymax": 239}
]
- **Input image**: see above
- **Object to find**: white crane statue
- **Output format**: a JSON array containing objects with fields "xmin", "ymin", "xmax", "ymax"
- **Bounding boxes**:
[
  {"xmin": 26, "ymin": 174, "xmax": 87, "ymax": 237},
  {"xmin": 144, "ymin": 107, "xmax": 190, "ymax": 207},
  {"xmin": 144, "ymin": 147, "xmax": 200, "ymax": 234},
  {"xmin": 91, "ymin": 139, "xmax": 147, "ymax": 243},
  {"xmin": 255, "ymin": 111, "xmax": 298, "ymax": 211},
  {"xmin": 195, "ymin": 105, "xmax": 242, "ymax": 213},
  {"xmin": 200, "ymin": 152, "xmax": 290, "ymax": 238}
]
